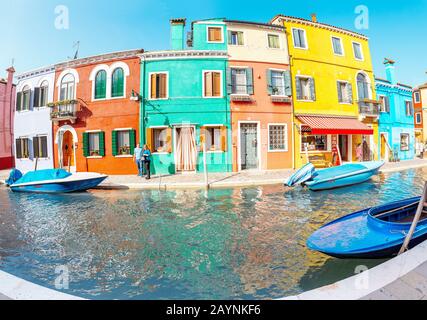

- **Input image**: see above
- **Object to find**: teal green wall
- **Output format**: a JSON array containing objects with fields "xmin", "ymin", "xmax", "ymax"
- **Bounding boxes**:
[
  {"xmin": 192, "ymin": 21, "xmax": 228, "ymax": 51},
  {"xmin": 141, "ymin": 57, "xmax": 232, "ymax": 175}
]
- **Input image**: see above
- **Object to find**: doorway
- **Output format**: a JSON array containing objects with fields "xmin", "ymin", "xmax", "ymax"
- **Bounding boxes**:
[
  {"xmin": 240, "ymin": 123, "xmax": 259, "ymax": 170},
  {"xmin": 338, "ymin": 135, "xmax": 349, "ymax": 162},
  {"xmin": 380, "ymin": 133, "xmax": 389, "ymax": 162},
  {"xmin": 62, "ymin": 131, "xmax": 74, "ymax": 168},
  {"xmin": 175, "ymin": 126, "xmax": 197, "ymax": 172}
]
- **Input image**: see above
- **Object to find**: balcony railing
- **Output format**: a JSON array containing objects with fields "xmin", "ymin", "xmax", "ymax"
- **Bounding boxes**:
[
  {"xmin": 358, "ymin": 99, "xmax": 381, "ymax": 117},
  {"xmin": 48, "ymin": 100, "xmax": 79, "ymax": 124}
]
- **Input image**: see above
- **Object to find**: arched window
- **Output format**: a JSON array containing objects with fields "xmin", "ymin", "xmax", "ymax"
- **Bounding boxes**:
[
  {"xmin": 94, "ymin": 70, "xmax": 107, "ymax": 99},
  {"xmin": 111, "ymin": 68, "xmax": 124, "ymax": 98},
  {"xmin": 357, "ymin": 73, "xmax": 370, "ymax": 101},
  {"xmin": 39, "ymin": 81, "xmax": 49, "ymax": 107},
  {"xmin": 21, "ymin": 85, "xmax": 31, "ymax": 111},
  {"xmin": 60, "ymin": 73, "xmax": 75, "ymax": 101}
]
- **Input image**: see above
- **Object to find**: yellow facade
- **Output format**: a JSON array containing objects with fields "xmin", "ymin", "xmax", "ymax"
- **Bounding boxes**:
[{"xmin": 271, "ymin": 15, "xmax": 380, "ymax": 168}]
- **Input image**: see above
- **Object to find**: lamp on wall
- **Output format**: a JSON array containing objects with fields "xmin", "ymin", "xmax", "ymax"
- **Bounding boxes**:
[{"xmin": 130, "ymin": 90, "xmax": 141, "ymax": 101}]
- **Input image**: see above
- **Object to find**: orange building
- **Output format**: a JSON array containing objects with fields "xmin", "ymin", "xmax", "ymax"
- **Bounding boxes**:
[
  {"xmin": 225, "ymin": 20, "xmax": 293, "ymax": 171},
  {"xmin": 413, "ymin": 87, "xmax": 424, "ymax": 146},
  {"xmin": 51, "ymin": 49, "xmax": 143, "ymax": 175}
]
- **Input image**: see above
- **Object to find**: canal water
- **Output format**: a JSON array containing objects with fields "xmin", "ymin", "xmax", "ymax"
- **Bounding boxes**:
[{"xmin": 0, "ymin": 168, "xmax": 425, "ymax": 300}]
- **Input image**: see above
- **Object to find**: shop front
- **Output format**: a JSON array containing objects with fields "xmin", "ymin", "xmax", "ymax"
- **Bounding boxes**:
[{"xmin": 296, "ymin": 115, "xmax": 374, "ymax": 168}]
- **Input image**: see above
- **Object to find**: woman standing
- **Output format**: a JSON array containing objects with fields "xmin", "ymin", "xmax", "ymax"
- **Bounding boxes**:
[{"xmin": 142, "ymin": 145, "xmax": 152, "ymax": 180}]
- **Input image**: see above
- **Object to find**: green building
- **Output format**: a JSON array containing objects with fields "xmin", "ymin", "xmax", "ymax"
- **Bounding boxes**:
[{"xmin": 140, "ymin": 18, "xmax": 232, "ymax": 174}]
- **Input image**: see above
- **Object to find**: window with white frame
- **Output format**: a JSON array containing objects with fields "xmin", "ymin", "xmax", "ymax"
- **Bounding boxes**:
[
  {"xmin": 33, "ymin": 136, "xmax": 48, "ymax": 158},
  {"xmin": 205, "ymin": 127, "xmax": 221, "ymax": 151},
  {"xmin": 204, "ymin": 71, "xmax": 222, "ymax": 97},
  {"xmin": 292, "ymin": 28, "xmax": 307, "ymax": 49},
  {"xmin": 60, "ymin": 73, "xmax": 76, "ymax": 100},
  {"xmin": 379, "ymin": 95, "xmax": 390, "ymax": 113},
  {"xmin": 296, "ymin": 76, "xmax": 315, "ymax": 101},
  {"xmin": 153, "ymin": 128, "xmax": 169, "ymax": 153},
  {"xmin": 269, "ymin": 124, "xmax": 288, "ymax": 151},
  {"xmin": 268, "ymin": 34, "xmax": 280, "ymax": 49},
  {"xmin": 207, "ymin": 26, "xmax": 223, "ymax": 42},
  {"xmin": 88, "ymin": 132, "xmax": 101, "ymax": 156},
  {"xmin": 231, "ymin": 68, "xmax": 248, "ymax": 94},
  {"xmin": 400, "ymin": 133, "xmax": 410, "ymax": 151},
  {"xmin": 117, "ymin": 130, "xmax": 131, "ymax": 155},
  {"xmin": 406, "ymin": 101, "xmax": 414, "ymax": 116},
  {"xmin": 19, "ymin": 85, "xmax": 31, "ymax": 111},
  {"xmin": 353, "ymin": 42, "xmax": 364, "ymax": 60},
  {"xmin": 416, "ymin": 113, "xmax": 422, "ymax": 124},
  {"xmin": 271, "ymin": 70, "xmax": 286, "ymax": 96},
  {"xmin": 337, "ymin": 81, "xmax": 353, "ymax": 103},
  {"xmin": 15, "ymin": 138, "xmax": 30, "ymax": 159},
  {"xmin": 38, "ymin": 81, "xmax": 49, "ymax": 107},
  {"xmin": 150, "ymin": 73, "xmax": 168, "ymax": 99},
  {"xmin": 414, "ymin": 91, "xmax": 421, "ymax": 103},
  {"xmin": 332, "ymin": 37, "xmax": 344, "ymax": 55},
  {"xmin": 228, "ymin": 31, "xmax": 244, "ymax": 45}
]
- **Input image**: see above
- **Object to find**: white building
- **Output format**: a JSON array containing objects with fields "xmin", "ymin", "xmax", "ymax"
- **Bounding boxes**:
[{"xmin": 14, "ymin": 66, "xmax": 55, "ymax": 173}]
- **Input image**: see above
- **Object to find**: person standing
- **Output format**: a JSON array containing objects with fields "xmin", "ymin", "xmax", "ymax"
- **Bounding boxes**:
[
  {"xmin": 133, "ymin": 144, "xmax": 143, "ymax": 176},
  {"xmin": 142, "ymin": 145, "xmax": 152, "ymax": 180},
  {"xmin": 356, "ymin": 143, "xmax": 363, "ymax": 162}
]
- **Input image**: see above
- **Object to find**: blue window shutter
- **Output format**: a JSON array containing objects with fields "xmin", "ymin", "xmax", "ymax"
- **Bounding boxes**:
[
  {"xmin": 337, "ymin": 82, "xmax": 343, "ymax": 103},
  {"xmin": 296, "ymin": 77, "xmax": 302, "ymax": 100},
  {"xmin": 284, "ymin": 70, "xmax": 292, "ymax": 97},
  {"xmin": 247, "ymin": 68, "xmax": 254, "ymax": 95},
  {"xmin": 266, "ymin": 69, "xmax": 272, "ymax": 95},
  {"xmin": 385, "ymin": 96, "xmax": 390, "ymax": 113},
  {"xmin": 226, "ymin": 67, "xmax": 232, "ymax": 95},
  {"xmin": 309, "ymin": 78, "xmax": 316, "ymax": 101},
  {"xmin": 347, "ymin": 83, "xmax": 353, "ymax": 103}
]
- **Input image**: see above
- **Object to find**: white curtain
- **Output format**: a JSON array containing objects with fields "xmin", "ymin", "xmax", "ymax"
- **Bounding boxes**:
[{"xmin": 176, "ymin": 127, "xmax": 197, "ymax": 171}]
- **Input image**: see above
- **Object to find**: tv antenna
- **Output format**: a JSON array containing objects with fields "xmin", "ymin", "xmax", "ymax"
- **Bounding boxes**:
[{"xmin": 67, "ymin": 41, "xmax": 80, "ymax": 60}]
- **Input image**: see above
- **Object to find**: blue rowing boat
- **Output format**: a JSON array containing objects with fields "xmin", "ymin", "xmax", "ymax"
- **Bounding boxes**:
[
  {"xmin": 285, "ymin": 163, "xmax": 316, "ymax": 187},
  {"xmin": 307, "ymin": 197, "xmax": 427, "ymax": 259},
  {"xmin": 303, "ymin": 161, "xmax": 384, "ymax": 191},
  {"xmin": 8, "ymin": 169, "xmax": 108, "ymax": 194}
]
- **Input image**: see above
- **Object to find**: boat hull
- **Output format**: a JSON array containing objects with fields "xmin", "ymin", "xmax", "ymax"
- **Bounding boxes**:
[{"xmin": 10, "ymin": 176, "xmax": 107, "ymax": 194}]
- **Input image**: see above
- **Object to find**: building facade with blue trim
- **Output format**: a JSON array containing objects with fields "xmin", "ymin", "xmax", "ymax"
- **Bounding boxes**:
[{"xmin": 376, "ymin": 59, "xmax": 414, "ymax": 161}]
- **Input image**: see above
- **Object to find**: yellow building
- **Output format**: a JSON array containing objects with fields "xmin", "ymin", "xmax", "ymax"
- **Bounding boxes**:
[{"xmin": 271, "ymin": 14, "xmax": 381, "ymax": 168}]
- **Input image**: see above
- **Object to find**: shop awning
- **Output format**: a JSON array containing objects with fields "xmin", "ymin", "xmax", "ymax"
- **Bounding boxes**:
[{"xmin": 297, "ymin": 115, "xmax": 374, "ymax": 135}]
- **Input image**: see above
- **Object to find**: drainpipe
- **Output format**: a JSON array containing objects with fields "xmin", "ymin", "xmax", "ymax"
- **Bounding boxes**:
[
  {"xmin": 289, "ymin": 54, "xmax": 296, "ymax": 170},
  {"xmin": 140, "ymin": 55, "xmax": 146, "ymax": 145}
]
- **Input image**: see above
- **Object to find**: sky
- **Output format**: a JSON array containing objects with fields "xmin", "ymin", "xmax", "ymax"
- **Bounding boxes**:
[{"xmin": 1, "ymin": 0, "xmax": 426, "ymax": 86}]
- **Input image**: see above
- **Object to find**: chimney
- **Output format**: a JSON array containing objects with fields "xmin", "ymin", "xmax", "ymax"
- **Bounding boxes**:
[
  {"xmin": 5, "ymin": 66, "xmax": 15, "ymax": 104},
  {"xmin": 384, "ymin": 58, "xmax": 396, "ymax": 85},
  {"xmin": 170, "ymin": 18, "xmax": 186, "ymax": 50},
  {"xmin": 311, "ymin": 13, "xmax": 317, "ymax": 23}
]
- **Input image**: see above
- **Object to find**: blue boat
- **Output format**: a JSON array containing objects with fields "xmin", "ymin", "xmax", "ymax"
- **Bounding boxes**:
[
  {"xmin": 285, "ymin": 163, "xmax": 316, "ymax": 187},
  {"xmin": 303, "ymin": 161, "xmax": 384, "ymax": 191},
  {"xmin": 8, "ymin": 169, "xmax": 108, "ymax": 194},
  {"xmin": 307, "ymin": 197, "xmax": 427, "ymax": 259}
]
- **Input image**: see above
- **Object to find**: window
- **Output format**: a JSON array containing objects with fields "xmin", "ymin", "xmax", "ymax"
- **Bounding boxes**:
[
  {"xmin": 117, "ymin": 131, "xmax": 131, "ymax": 155},
  {"xmin": 94, "ymin": 70, "xmax": 107, "ymax": 99},
  {"xmin": 296, "ymin": 76, "xmax": 315, "ymax": 101},
  {"xmin": 357, "ymin": 73, "xmax": 370, "ymax": 100},
  {"xmin": 406, "ymin": 101, "xmax": 414, "ymax": 116},
  {"xmin": 269, "ymin": 125, "xmax": 288, "ymax": 152},
  {"xmin": 17, "ymin": 85, "xmax": 31, "ymax": 111},
  {"xmin": 302, "ymin": 135, "xmax": 328, "ymax": 152},
  {"xmin": 353, "ymin": 42, "xmax": 364, "ymax": 60},
  {"xmin": 207, "ymin": 26, "xmax": 223, "ymax": 42},
  {"xmin": 379, "ymin": 95, "xmax": 390, "ymax": 113},
  {"xmin": 337, "ymin": 81, "xmax": 353, "ymax": 103},
  {"xmin": 111, "ymin": 68, "xmax": 125, "ymax": 98},
  {"xmin": 153, "ymin": 128, "xmax": 170, "ymax": 153},
  {"xmin": 271, "ymin": 70, "xmax": 285, "ymax": 96},
  {"xmin": 60, "ymin": 73, "xmax": 75, "ymax": 100},
  {"xmin": 228, "ymin": 31, "xmax": 244, "ymax": 45},
  {"xmin": 292, "ymin": 28, "xmax": 307, "ymax": 49},
  {"xmin": 89, "ymin": 133, "xmax": 100, "ymax": 156},
  {"xmin": 204, "ymin": 71, "xmax": 222, "ymax": 98},
  {"xmin": 37, "ymin": 81, "xmax": 49, "ymax": 107},
  {"xmin": 332, "ymin": 37, "xmax": 344, "ymax": 55},
  {"xmin": 205, "ymin": 127, "xmax": 221, "ymax": 151},
  {"xmin": 231, "ymin": 68, "xmax": 248, "ymax": 94},
  {"xmin": 150, "ymin": 73, "xmax": 168, "ymax": 99},
  {"xmin": 15, "ymin": 138, "xmax": 30, "ymax": 159},
  {"xmin": 33, "ymin": 136, "xmax": 48, "ymax": 158},
  {"xmin": 112, "ymin": 130, "xmax": 136, "ymax": 156},
  {"xmin": 416, "ymin": 113, "xmax": 422, "ymax": 124},
  {"xmin": 414, "ymin": 92, "xmax": 421, "ymax": 103},
  {"xmin": 83, "ymin": 131, "xmax": 105, "ymax": 157},
  {"xmin": 400, "ymin": 133, "xmax": 410, "ymax": 151},
  {"xmin": 268, "ymin": 34, "xmax": 280, "ymax": 49}
]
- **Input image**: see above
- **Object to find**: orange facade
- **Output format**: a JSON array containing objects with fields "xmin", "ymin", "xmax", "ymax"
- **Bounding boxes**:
[
  {"xmin": 52, "ymin": 52, "xmax": 142, "ymax": 175},
  {"xmin": 230, "ymin": 61, "xmax": 293, "ymax": 172},
  {"xmin": 414, "ymin": 90, "xmax": 423, "ymax": 131}
]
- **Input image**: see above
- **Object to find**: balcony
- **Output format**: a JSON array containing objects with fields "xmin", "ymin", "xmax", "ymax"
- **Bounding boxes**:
[
  {"xmin": 358, "ymin": 99, "xmax": 381, "ymax": 118},
  {"xmin": 48, "ymin": 100, "xmax": 79, "ymax": 125}
]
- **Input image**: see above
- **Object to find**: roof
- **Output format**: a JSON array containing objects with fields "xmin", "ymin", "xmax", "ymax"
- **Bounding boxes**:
[
  {"xmin": 224, "ymin": 19, "xmax": 286, "ymax": 31},
  {"xmin": 270, "ymin": 14, "xmax": 368, "ymax": 40}
]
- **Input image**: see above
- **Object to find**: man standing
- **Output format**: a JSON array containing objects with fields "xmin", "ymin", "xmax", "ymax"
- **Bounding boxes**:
[
  {"xmin": 142, "ymin": 145, "xmax": 152, "ymax": 180},
  {"xmin": 133, "ymin": 144, "xmax": 143, "ymax": 176}
]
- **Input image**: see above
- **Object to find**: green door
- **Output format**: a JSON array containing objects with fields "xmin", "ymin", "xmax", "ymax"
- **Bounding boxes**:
[{"xmin": 240, "ymin": 123, "xmax": 258, "ymax": 170}]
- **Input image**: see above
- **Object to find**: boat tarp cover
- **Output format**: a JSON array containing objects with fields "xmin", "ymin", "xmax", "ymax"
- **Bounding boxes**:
[
  {"xmin": 14, "ymin": 169, "xmax": 72, "ymax": 185},
  {"xmin": 314, "ymin": 163, "xmax": 367, "ymax": 180}
]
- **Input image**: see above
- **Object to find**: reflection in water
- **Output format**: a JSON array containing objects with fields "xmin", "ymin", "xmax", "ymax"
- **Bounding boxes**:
[{"xmin": 1, "ymin": 168, "xmax": 427, "ymax": 300}]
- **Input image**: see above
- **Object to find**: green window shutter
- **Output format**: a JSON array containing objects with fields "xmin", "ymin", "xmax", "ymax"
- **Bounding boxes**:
[
  {"xmin": 227, "ymin": 31, "xmax": 232, "ymax": 45},
  {"xmin": 99, "ymin": 131, "xmax": 105, "ymax": 157},
  {"xmin": 16, "ymin": 139, "xmax": 22, "ymax": 159},
  {"xmin": 112, "ymin": 68, "xmax": 125, "ymax": 98},
  {"xmin": 83, "ymin": 132, "xmax": 89, "ymax": 157},
  {"xmin": 309, "ymin": 78, "xmax": 316, "ymax": 101},
  {"xmin": 33, "ymin": 137, "xmax": 39, "ymax": 158},
  {"xmin": 95, "ymin": 70, "xmax": 107, "ymax": 99},
  {"xmin": 337, "ymin": 82, "xmax": 343, "ymax": 103},
  {"xmin": 284, "ymin": 70, "xmax": 292, "ymax": 97},
  {"xmin": 246, "ymin": 68, "xmax": 254, "ymax": 95},
  {"xmin": 16, "ymin": 92, "xmax": 22, "ymax": 111},
  {"xmin": 347, "ymin": 83, "xmax": 353, "ymax": 103},
  {"xmin": 112, "ymin": 130, "xmax": 118, "ymax": 156},
  {"xmin": 226, "ymin": 67, "xmax": 232, "ymax": 95},
  {"xmin": 129, "ymin": 129, "xmax": 136, "ymax": 155},
  {"xmin": 266, "ymin": 69, "xmax": 272, "ymax": 95}
]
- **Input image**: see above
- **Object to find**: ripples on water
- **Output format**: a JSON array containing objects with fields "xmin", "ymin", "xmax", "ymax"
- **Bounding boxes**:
[{"xmin": 0, "ymin": 168, "xmax": 425, "ymax": 300}]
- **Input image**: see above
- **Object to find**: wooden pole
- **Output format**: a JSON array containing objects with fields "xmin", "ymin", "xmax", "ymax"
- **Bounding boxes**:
[
  {"xmin": 203, "ymin": 142, "xmax": 209, "ymax": 189},
  {"xmin": 34, "ymin": 157, "xmax": 39, "ymax": 171},
  {"xmin": 68, "ymin": 155, "xmax": 71, "ymax": 173},
  {"xmin": 398, "ymin": 182, "xmax": 427, "ymax": 255}
]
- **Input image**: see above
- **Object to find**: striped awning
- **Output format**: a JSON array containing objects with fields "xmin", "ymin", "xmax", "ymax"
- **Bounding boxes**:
[{"xmin": 297, "ymin": 115, "xmax": 374, "ymax": 135}]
